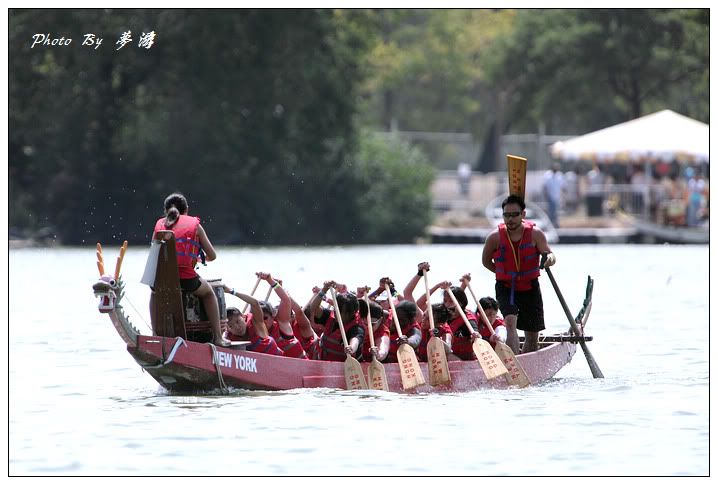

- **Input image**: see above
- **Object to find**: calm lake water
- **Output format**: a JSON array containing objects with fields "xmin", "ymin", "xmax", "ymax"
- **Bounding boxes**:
[{"xmin": 8, "ymin": 244, "xmax": 709, "ymax": 476}]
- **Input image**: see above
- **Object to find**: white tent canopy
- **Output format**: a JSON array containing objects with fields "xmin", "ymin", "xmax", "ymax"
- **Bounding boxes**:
[{"xmin": 551, "ymin": 110, "xmax": 709, "ymax": 164}]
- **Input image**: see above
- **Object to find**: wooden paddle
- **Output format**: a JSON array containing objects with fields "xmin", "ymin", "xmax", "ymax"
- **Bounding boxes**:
[
  {"xmin": 422, "ymin": 271, "xmax": 451, "ymax": 386},
  {"xmin": 363, "ymin": 292, "xmax": 388, "ymax": 391},
  {"xmin": 445, "ymin": 289, "xmax": 508, "ymax": 380},
  {"xmin": 385, "ymin": 283, "xmax": 425, "ymax": 390},
  {"xmin": 507, "ymin": 154, "xmax": 527, "ymax": 199},
  {"xmin": 241, "ymin": 277, "xmax": 261, "ymax": 313},
  {"xmin": 329, "ymin": 287, "xmax": 368, "ymax": 390},
  {"xmin": 466, "ymin": 283, "xmax": 530, "ymax": 388},
  {"xmin": 543, "ymin": 264, "xmax": 604, "ymax": 378}
]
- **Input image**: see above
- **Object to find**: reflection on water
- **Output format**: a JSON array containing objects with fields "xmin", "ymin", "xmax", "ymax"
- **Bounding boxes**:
[{"xmin": 9, "ymin": 245, "xmax": 709, "ymax": 475}]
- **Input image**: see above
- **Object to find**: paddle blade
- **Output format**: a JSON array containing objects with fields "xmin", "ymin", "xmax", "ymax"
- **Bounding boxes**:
[
  {"xmin": 472, "ymin": 338, "xmax": 508, "ymax": 380},
  {"xmin": 494, "ymin": 341, "xmax": 530, "ymax": 388},
  {"xmin": 368, "ymin": 358, "xmax": 389, "ymax": 391},
  {"xmin": 397, "ymin": 344, "xmax": 425, "ymax": 390},
  {"xmin": 344, "ymin": 356, "xmax": 368, "ymax": 390},
  {"xmin": 427, "ymin": 337, "xmax": 451, "ymax": 386},
  {"xmin": 507, "ymin": 154, "xmax": 527, "ymax": 200}
]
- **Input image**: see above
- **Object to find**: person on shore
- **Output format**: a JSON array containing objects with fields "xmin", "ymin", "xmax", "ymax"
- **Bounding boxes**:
[
  {"xmin": 222, "ymin": 286, "xmax": 283, "ymax": 355},
  {"xmin": 481, "ymin": 194, "xmax": 555, "ymax": 354},
  {"xmin": 457, "ymin": 162, "xmax": 471, "ymax": 197},
  {"xmin": 543, "ymin": 163, "xmax": 565, "ymax": 228},
  {"xmin": 152, "ymin": 192, "xmax": 229, "ymax": 347}
]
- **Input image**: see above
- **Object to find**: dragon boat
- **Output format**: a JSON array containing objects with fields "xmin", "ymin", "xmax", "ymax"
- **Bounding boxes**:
[{"xmin": 92, "ymin": 231, "xmax": 595, "ymax": 394}]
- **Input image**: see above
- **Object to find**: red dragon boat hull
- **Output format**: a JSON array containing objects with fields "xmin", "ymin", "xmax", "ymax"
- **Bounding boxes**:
[
  {"xmin": 127, "ymin": 334, "xmax": 577, "ymax": 393},
  {"xmin": 94, "ymin": 233, "xmax": 594, "ymax": 394}
]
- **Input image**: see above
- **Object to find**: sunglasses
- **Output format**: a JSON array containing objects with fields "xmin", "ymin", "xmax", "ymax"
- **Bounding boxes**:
[{"xmin": 503, "ymin": 211, "xmax": 521, "ymax": 218}]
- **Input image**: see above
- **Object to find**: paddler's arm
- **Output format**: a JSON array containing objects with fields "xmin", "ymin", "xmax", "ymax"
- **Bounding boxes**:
[
  {"xmin": 405, "ymin": 326, "xmax": 421, "ymax": 350},
  {"xmin": 309, "ymin": 280, "xmax": 333, "ymax": 321},
  {"xmin": 482, "ymin": 230, "xmax": 499, "ymax": 273},
  {"xmin": 346, "ymin": 324, "xmax": 365, "ymax": 357},
  {"xmin": 291, "ymin": 296, "xmax": 316, "ymax": 339},
  {"xmin": 403, "ymin": 262, "xmax": 430, "ymax": 306},
  {"xmin": 258, "ymin": 272, "xmax": 292, "ymax": 327},
  {"xmin": 376, "ymin": 334, "xmax": 390, "ymax": 361},
  {"xmin": 534, "ymin": 228, "xmax": 556, "ymax": 268},
  {"xmin": 196, "ymin": 224, "xmax": 216, "ymax": 261}
]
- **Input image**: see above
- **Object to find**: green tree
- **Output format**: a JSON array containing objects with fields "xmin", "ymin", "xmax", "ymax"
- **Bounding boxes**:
[
  {"xmin": 481, "ymin": 9, "xmax": 709, "ymax": 135},
  {"xmin": 353, "ymin": 130, "xmax": 434, "ymax": 243},
  {"xmin": 360, "ymin": 9, "xmax": 514, "ymax": 140},
  {"xmin": 10, "ymin": 9, "xmax": 384, "ymax": 245}
]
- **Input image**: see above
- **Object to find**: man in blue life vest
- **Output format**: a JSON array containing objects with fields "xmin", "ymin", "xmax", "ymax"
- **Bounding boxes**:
[{"xmin": 481, "ymin": 195, "xmax": 556, "ymax": 354}]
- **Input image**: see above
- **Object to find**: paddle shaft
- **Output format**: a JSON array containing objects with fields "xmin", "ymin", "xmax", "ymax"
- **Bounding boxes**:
[
  {"xmin": 544, "ymin": 267, "xmax": 604, "ymax": 378},
  {"xmin": 446, "ymin": 287, "xmax": 508, "ymax": 379},
  {"xmin": 330, "ymin": 288, "xmax": 367, "ymax": 390},
  {"xmin": 384, "ymin": 284, "xmax": 426, "ymax": 389},
  {"xmin": 384, "ymin": 283, "xmax": 405, "ymax": 338},
  {"xmin": 423, "ymin": 272, "xmax": 452, "ymax": 386},
  {"xmin": 329, "ymin": 287, "xmax": 351, "ymax": 349},
  {"xmin": 364, "ymin": 292, "xmax": 389, "ymax": 391},
  {"xmin": 445, "ymin": 289, "xmax": 476, "ymax": 336},
  {"xmin": 364, "ymin": 293, "xmax": 376, "ymax": 348},
  {"xmin": 242, "ymin": 277, "xmax": 261, "ymax": 313},
  {"xmin": 467, "ymin": 282, "xmax": 530, "ymax": 388},
  {"xmin": 422, "ymin": 271, "xmax": 436, "ymax": 331},
  {"xmin": 465, "ymin": 284, "xmax": 496, "ymax": 337}
]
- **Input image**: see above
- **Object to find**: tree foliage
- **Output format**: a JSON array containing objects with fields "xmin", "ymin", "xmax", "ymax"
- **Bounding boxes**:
[
  {"xmin": 10, "ymin": 9, "xmax": 399, "ymax": 245},
  {"xmin": 360, "ymin": 9, "xmax": 514, "ymax": 139},
  {"xmin": 480, "ymin": 9, "xmax": 709, "ymax": 134}
]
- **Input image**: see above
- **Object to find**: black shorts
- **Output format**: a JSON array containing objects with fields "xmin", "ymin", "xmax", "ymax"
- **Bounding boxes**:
[
  {"xmin": 180, "ymin": 276, "xmax": 202, "ymax": 292},
  {"xmin": 495, "ymin": 279, "xmax": 545, "ymax": 332}
]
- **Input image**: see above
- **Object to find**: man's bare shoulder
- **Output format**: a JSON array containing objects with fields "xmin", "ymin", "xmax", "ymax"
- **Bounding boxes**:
[
  {"xmin": 484, "ymin": 228, "xmax": 500, "ymax": 246},
  {"xmin": 485, "ymin": 228, "xmax": 500, "ymax": 240}
]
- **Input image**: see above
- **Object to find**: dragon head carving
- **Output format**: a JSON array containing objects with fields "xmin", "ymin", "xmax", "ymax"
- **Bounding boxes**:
[{"xmin": 93, "ymin": 241, "xmax": 128, "ymax": 313}]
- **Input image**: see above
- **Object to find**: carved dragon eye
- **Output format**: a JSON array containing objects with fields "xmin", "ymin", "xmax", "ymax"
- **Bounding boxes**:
[{"xmin": 108, "ymin": 278, "xmax": 117, "ymax": 288}]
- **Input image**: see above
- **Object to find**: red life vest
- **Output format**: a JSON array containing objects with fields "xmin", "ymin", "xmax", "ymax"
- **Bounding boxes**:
[
  {"xmin": 416, "ymin": 322, "xmax": 451, "ymax": 361},
  {"xmin": 269, "ymin": 320, "xmax": 308, "ymax": 360},
  {"xmin": 360, "ymin": 321, "xmax": 391, "ymax": 361},
  {"xmin": 493, "ymin": 221, "xmax": 541, "ymax": 289},
  {"xmin": 478, "ymin": 316, "xmax": 505, "ymax": 339},
  {"xmin": 448, "ymin": 309, "xmax": 479, "ymax": 334},
  {"xmin": 386, "ymin": 321, "xmax": 422, "ymax": 363},
  {"xmin": 153, "ymin": 214, "xmax": 202, "ymax": 279},
  {"xmin": 224, "ymin": 314, "xmax": 283, "ymax": 356},
  {"xmin": 448, "ymin": 310, "xmax": 479, "ymax": 360},
  {"xmin": 319, "ymin": 312, "xmax": 362, "ymax": 361}
]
